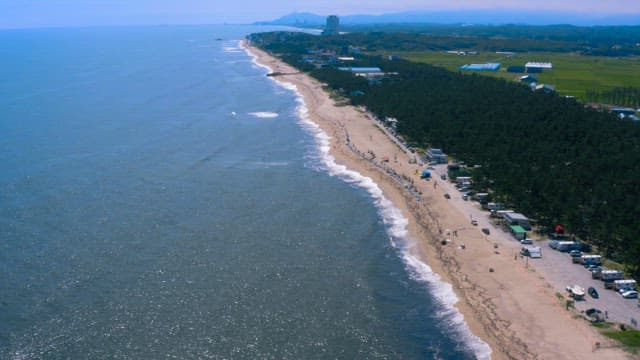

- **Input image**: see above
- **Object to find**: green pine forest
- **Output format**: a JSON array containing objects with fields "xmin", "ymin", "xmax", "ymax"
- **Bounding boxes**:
[{"xmin": 249, "ymin": 31, "xmax": 640, "ymax": 277}]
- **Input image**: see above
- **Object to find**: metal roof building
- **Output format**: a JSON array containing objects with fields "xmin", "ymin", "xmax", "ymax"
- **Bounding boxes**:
[
  {"xmin": 338, "ymin": 67, "xmax": 382, "ymax": 73},
  {"xmin": 525, "ymin": 62, "xmax": 553, "ymax": 70},
  {"xmin": 459, "ymin": 63, "xmax": 501, "ymax": 71}
]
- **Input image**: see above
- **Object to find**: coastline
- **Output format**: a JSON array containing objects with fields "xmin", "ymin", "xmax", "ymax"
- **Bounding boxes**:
[{"xmin": 242, "ymin": 40, "xmax": 632, "ymax": 360}]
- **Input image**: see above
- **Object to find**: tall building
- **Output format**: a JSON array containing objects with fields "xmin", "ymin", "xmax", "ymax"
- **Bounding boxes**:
[{"xmin": 322, "ymin": 15, "xmax": 339, "ymax": 36}]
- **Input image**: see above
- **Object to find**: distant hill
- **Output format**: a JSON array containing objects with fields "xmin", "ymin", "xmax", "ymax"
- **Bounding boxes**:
[
  {"xmin": 255, "ymin": 10, "xmax": 640, "ymax": 27},
  {"xmin": 254, "ymin": 12, "xmax": 326, "ymax": 26}
]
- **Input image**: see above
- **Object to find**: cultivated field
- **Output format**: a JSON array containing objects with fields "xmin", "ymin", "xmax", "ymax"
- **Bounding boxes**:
[{"xmin": 395, "ymin": 51, "xmax": 640, "ymax": 101}]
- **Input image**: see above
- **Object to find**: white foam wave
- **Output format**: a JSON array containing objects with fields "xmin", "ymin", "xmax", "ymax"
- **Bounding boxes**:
[
  {"xmin": 239, "ymin": 40, "xmax": 274, "ymax": 73},
  {"xmin": 223, "ymin": 45, "xmax": 242, "ymax": 52},
  {"xmin": 403, "ymin": 254, "xmax": 493, "ymax": 360},
  {"xmin": 242, "ymin": 43, "xmax": 492, "ymax": 359},
  {"xmin": 248, "ymin": 111, "xmax": 279, "ymax": 118}
]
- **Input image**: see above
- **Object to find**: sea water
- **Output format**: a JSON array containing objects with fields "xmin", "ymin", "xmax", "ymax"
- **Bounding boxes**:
[{"xmin": 0, "ymin": 25, "xmax": 489, "ymax": 359}]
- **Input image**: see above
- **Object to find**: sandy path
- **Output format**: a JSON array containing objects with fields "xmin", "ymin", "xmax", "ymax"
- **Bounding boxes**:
[{"xmin": 244, "ymin": 42, "xmax": 632, "ymax": 360}]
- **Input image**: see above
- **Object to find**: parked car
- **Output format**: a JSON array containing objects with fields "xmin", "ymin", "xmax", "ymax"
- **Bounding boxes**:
[
  {"xmin": 440, "ymin": 174, "xmax": 447, "ymax": 180},
  {"xmin": 471, "ymin": 219, "xmax": 478, "ymax": 226},
  {"xmin": 585, "ymin": 308, "xmax": 605, "ymax": 322},
  {"xmin": 569, "ymin": 250, "xmax": 582, "ymax": 257},
  {"xmin": 481, "ymin": 228, "xmax": 490, "ymax": 235},
  {"xmin": 621, "ymin": 290, "xmax": 638, "ymax": 299},
  {"xmin": 462, "ymin": 194, "xmax": 469, "ymax": 201},
  {"xmin": 444, "ymin": 193, "xmax": 451, "ymax": 199},
  {"xmin": 520, "ymin": 239, "xmax": 533, "ymax": 245},
  {"xmin": 588, "ymin": 287, "xmax": 599, "ymax": 299}
]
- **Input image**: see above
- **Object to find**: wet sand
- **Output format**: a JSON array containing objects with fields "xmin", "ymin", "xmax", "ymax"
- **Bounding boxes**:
[{"xmin": 244, "ymin": 41, "xmax": 632, "ymax": 360}]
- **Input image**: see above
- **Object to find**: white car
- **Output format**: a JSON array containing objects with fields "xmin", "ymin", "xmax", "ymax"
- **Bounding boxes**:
[
  {"xmin": 520, "ymin": 239, "xmax": 533, "ymax": 245},
  {"xmin": 621, "ymin": 290, "xmax": 638, "ymax": 299}
]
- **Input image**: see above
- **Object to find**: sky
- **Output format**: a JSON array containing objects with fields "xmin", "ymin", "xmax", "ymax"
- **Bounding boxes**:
[{"xmin": 1, "ymin": 0, "xmax": 640, "ymax": 29}]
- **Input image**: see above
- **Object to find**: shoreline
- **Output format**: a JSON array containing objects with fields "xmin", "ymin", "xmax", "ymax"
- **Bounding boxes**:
[{"xmin": 242, "ymin": 40, "xmax": 632, "ymax": 360}]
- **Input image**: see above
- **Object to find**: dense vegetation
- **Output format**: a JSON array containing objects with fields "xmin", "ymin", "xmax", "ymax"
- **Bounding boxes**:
[
  {"xmin": 249, "ymin": 31, "xmax": 640, "ymax": 276},
  {"xmin": 257, "ymin": 24, "xmax": 640, "ymax": 56},
  {"xmin": 341, "ymin": 24, "xmax": 640, "ymax": 56}
]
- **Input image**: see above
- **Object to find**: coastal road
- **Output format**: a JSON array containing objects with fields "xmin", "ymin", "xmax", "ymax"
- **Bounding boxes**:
[
  {"xmin": 531, "ymin": 242, "xmax": 640, "ymax": 328},
  {"xmin": 429, "ymin": 163, "xmax": 640, "ymax": 328}
]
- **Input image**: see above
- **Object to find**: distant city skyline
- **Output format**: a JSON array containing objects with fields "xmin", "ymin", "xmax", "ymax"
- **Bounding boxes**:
[{"xmin": 1, "ymin": 0, "xmax": 639, "ymax": 29}]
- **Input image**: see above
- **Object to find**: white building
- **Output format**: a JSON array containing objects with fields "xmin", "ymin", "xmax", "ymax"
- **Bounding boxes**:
[{"xmin": 525, "ymin": 62, "xmax": 553, "ymax": 70}]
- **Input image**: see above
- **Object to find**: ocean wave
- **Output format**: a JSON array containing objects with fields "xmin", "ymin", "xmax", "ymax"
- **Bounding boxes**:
[
  {"xmin": 244, "ymin": 43, "xmax": 492, "ymax": 360},
  {"xmin": 248, "ymin": 111, "xmax": 279, "ymax": 119},
  {"xmin": 223, "ymin": 46, "xmax": 242, "ymax": 53}
]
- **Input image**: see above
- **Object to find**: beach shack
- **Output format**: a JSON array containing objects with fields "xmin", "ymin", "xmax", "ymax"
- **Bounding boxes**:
[
  {"xmin": 510, "ymin": 225, "xmax": 527, "ymax": 240},
  {"xmin": 602, "ymin": 270, "xmax": 625, "ymax": 287},
  {"xmin": 487, "ymin": 202, "xmax": 504, "ymax": 211},
  {"xmin": 578, "ymin": 254, "xmax": 602, "ymax": 266},
  {"xmin": 492, "ymin": 209, "xmax": 513, "ymax": 218},
  {"xmin": 556, "ymin": 241, "xmax": 582, "ymax": 252},
  {"xmin": 503, "ymin": 212, "xmax": 531, "ymax": 230},
  {"xmin": 473, "ymin": 193, "xmax": 489, "ymax": 204},
  {"xmin": 613, "ymin": 279, "xmax": 637, "ymax": 292},
  {"xmin": 521, "ymin": 245, "xmax": 542, "ymax": 258}
]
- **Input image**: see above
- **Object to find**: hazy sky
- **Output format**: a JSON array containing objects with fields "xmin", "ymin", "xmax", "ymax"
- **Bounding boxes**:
[{"xmin": 2, "ymin": 0, "xmax": 639, "ymax": 29}]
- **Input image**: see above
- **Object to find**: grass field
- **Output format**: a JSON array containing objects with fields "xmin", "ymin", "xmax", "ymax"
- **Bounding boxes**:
[
  {"xmin": 394, "ymin": 51, "xmax": 640, "ymax": 101},
  {"xmin": 603, "ymin": 328, "xmax": 640, "ymax": 354}
]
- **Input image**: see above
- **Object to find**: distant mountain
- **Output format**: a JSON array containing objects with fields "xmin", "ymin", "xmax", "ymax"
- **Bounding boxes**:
[
  {"xmin": 256, "ymin": 10, "xmax": 640, "ymax": 27},
  {"xmin": 254, "ymin": 12, "xmax": 326, "ymax": 26}
]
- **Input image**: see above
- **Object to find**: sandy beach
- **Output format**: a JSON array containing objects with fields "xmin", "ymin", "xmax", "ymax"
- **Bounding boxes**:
[{"xmin": 244, "ymin": 41, "xmax": 632, "ymax": 360}]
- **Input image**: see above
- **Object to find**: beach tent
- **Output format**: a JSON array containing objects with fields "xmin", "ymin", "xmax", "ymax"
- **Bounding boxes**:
[{"xmin": 421, "ymin": 170, "xmax": 431, "ymax": 178}]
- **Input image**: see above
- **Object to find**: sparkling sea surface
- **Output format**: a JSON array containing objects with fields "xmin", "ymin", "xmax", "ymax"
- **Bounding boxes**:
[{"xmin": 0, "ymin": 25, "xmax": 485, "ymax": 359}]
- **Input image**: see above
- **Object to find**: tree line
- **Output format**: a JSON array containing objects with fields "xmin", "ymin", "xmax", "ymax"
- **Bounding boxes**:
[
  {"xmin": 249, "ymin": 31, "xmax": 640, "ymax": 277},
  {"xmin": 250, "ymin": 26, "xmax": 640, "ymax": 57},
  {"xmin": 342, "ymin": 24, "xmax": 640, "ymax": 56},
  {"xmin": 586, "ymin": 87, "xmax": 640, "ymax": 109}
]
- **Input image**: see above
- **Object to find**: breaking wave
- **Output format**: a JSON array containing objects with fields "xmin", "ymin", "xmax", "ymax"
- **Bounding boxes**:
[{"xmin": 248, "ymin": 111, "xmax": 279, "ymax": 118}]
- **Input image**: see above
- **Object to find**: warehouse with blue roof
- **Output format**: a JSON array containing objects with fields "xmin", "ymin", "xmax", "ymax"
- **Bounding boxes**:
[{"xmin": 460, "ymin": 63, "xmax": 501, "ymax": 71}]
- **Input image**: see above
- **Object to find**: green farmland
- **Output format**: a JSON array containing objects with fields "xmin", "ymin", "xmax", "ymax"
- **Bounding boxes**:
[{"xmin": 395, "ymin": 51, "xmax": 640, "ymax": 101}]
